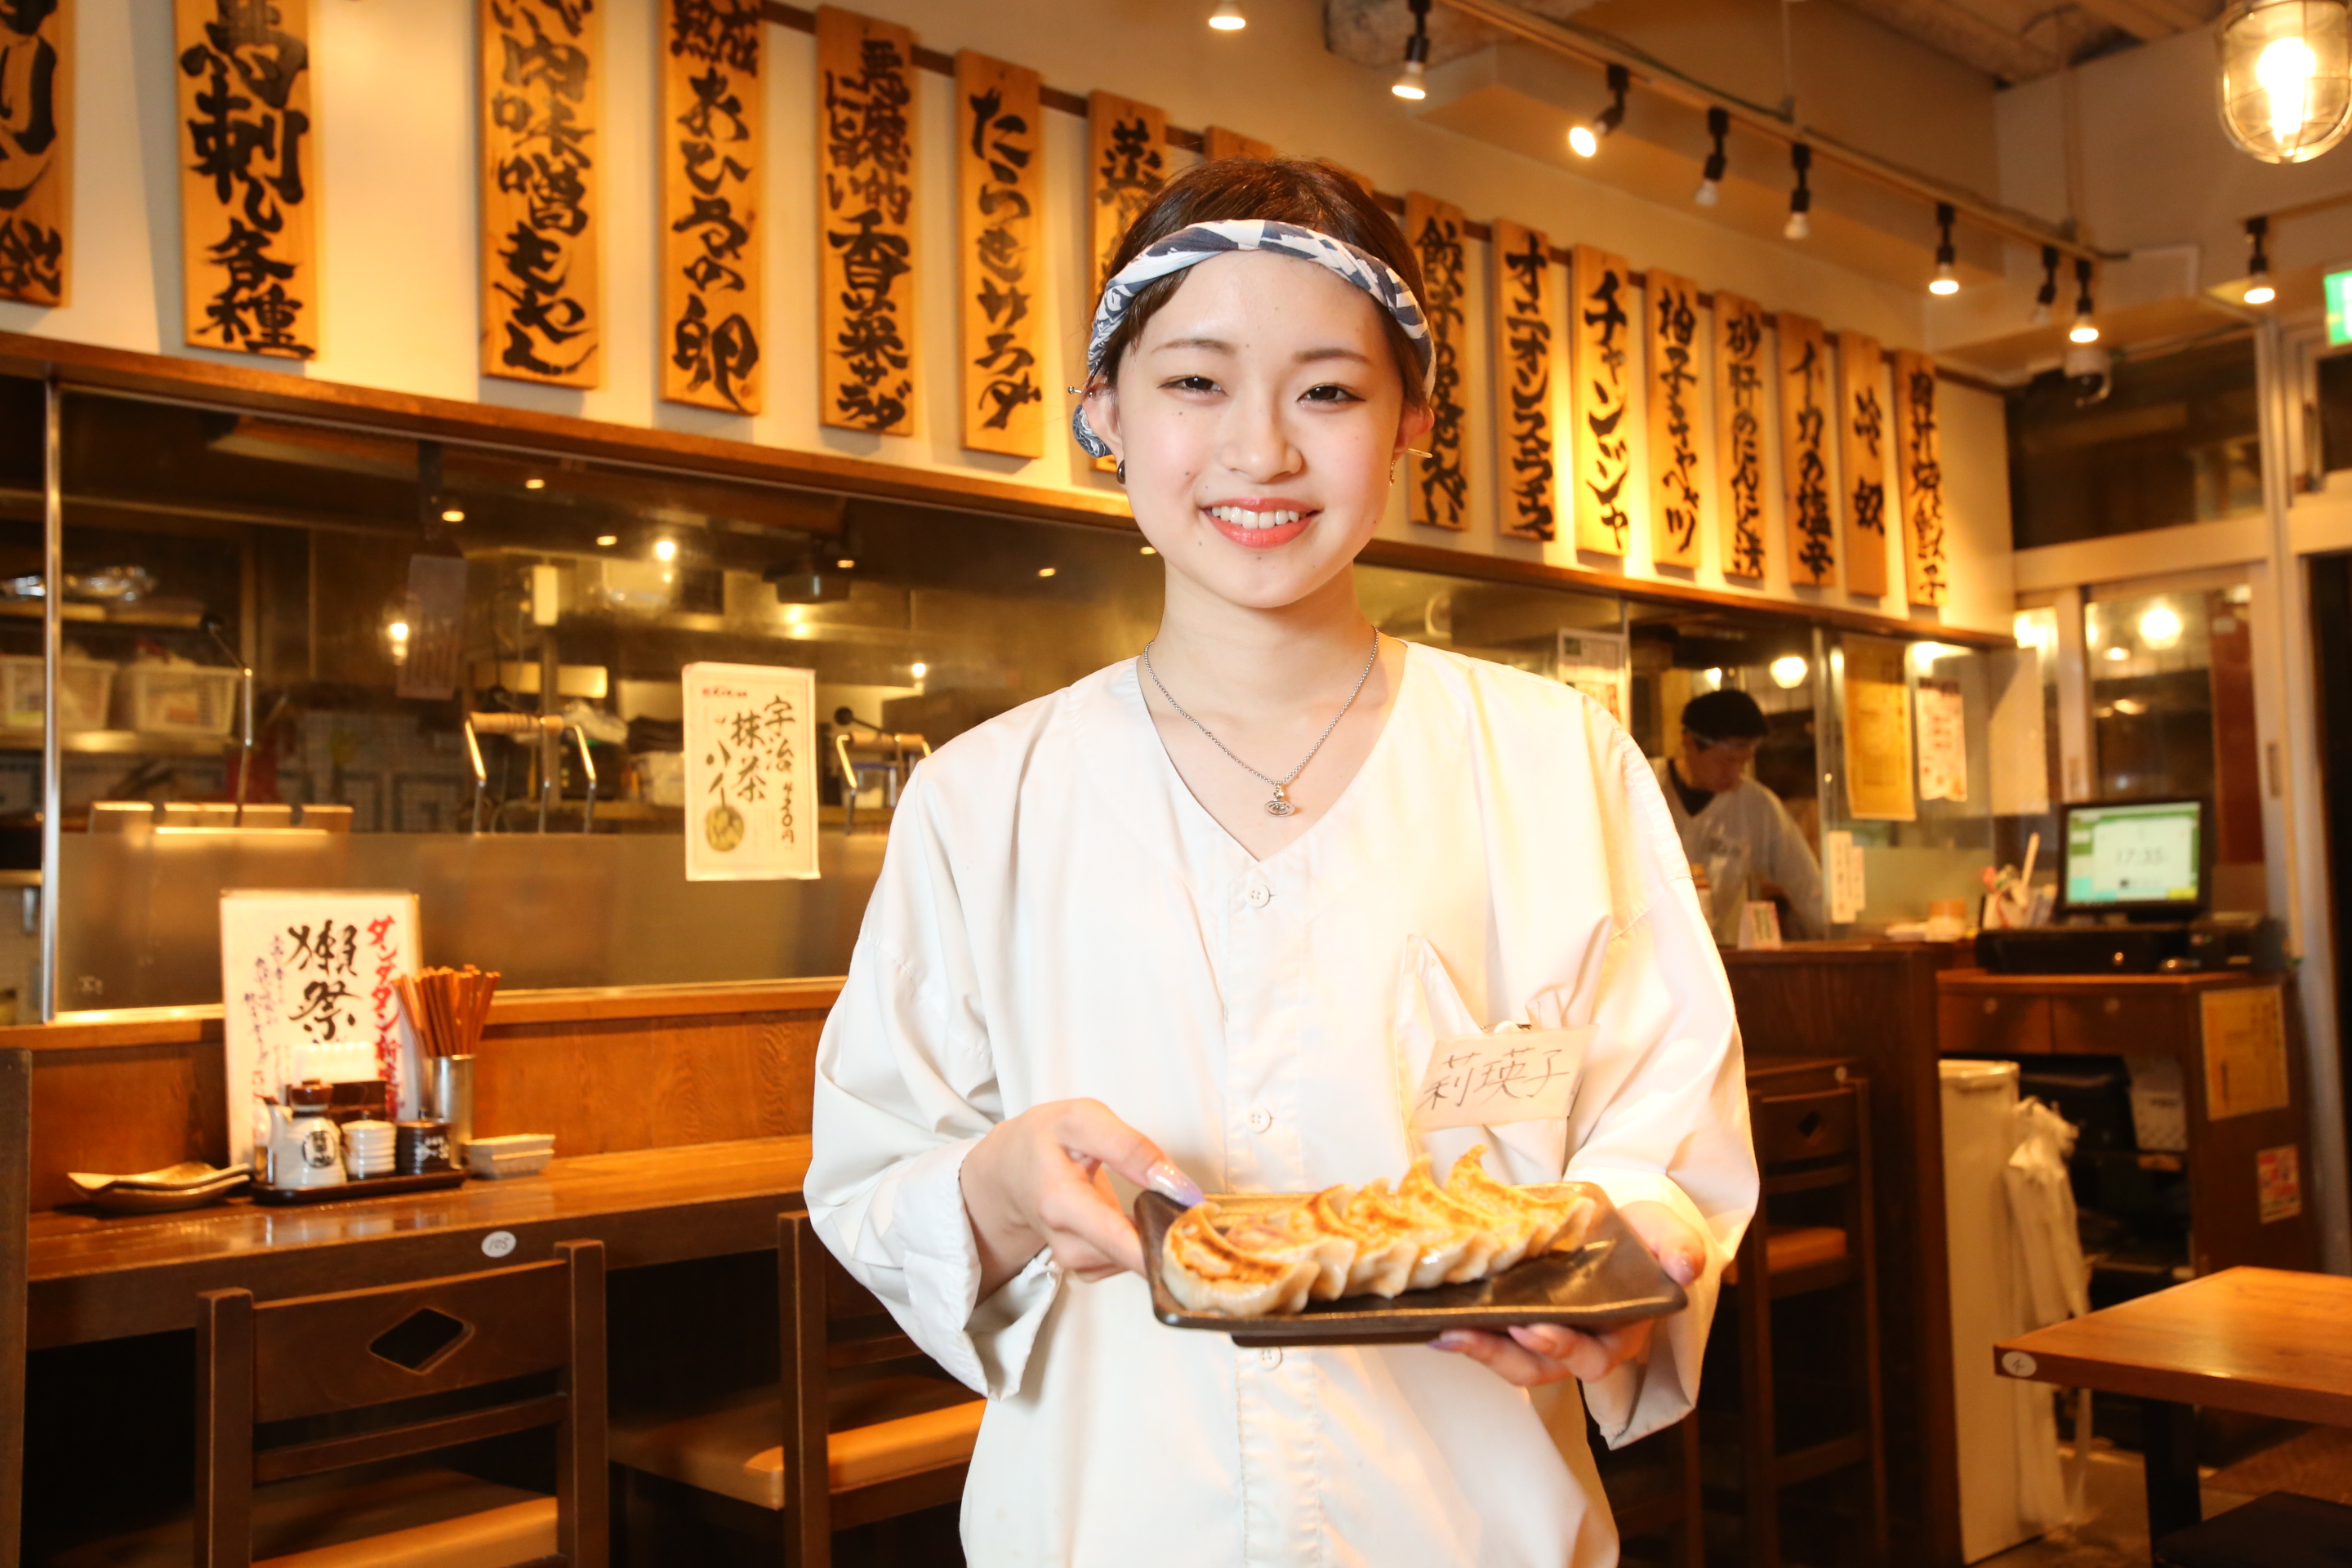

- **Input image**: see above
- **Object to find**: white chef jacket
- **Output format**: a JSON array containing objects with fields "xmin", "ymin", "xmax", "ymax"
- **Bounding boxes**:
[
  {"xmin": 808, "ymin": 643, "xmax": 1757, "ymax": 1567},
  {"xmin": 1651, "ymin": 757, "xmax": 1825, "ymax": 942}
]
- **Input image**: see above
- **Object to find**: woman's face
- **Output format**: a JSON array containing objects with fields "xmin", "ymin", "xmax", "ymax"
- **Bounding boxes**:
[{"xmin": 1086, "ymin": 252, "xmax": 1431, "ymax": 612}]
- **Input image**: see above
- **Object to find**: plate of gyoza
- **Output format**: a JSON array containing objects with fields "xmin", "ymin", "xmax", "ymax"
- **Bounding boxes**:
[{"xmin": 1134, "ymin": 1144, "xmax": 1687, "ymax": 1347}]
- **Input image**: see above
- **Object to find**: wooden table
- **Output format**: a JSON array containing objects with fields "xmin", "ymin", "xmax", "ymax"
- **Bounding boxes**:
[
  {"xmin": 1994, "ymin": 1267, "xmax": 2352, "ymax": 1544},
  {"xmin": 25, "ymin": 1136, "xmax": 812, "ymax": 1349}
]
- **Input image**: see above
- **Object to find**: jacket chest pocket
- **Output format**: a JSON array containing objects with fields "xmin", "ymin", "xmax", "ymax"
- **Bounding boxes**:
[{"xmin": 1393, "ymin": 936, "xmax": 1584, "ymax": 1183}]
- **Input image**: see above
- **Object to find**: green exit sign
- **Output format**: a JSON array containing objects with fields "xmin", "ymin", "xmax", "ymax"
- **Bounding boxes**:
[{"xmin": 2330, "ymin": 270, "xmax": 2352, "ymax": 344}]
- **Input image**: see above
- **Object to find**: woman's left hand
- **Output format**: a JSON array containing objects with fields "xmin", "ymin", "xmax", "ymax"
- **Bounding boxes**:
[{"xmin": 1430, "ymin": 1199, "xmax": 1708, "ymax": 1388}]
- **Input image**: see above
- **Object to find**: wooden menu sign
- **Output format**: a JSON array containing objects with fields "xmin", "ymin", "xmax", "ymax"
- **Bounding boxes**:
[
  {"xmin": 1205, "ymin": 126, "xmax": 1274, "ymax": 160},
  {"xmin": 1713, "ymin": 289, "xmax": 1767, "ymax": 580},
  {"xmin": 660, "ymin": 0, "xmax": 763, "ymax": 414},
  {"xmin": 1490, "ymin": 219, "xmax": 1557, "ymax": 542},
  {"xmin": 956, "ymin": 52, "xmax": 1044, "ymax": 457},
  {"xmin": 1892, "ymin": 349, "xmax": 1949, "ymax": 606},
  {"xmin": 1085, "ymin": 91, "xmax": 1165, "ymax": 469},
  {"xmin": 1570, "ymin": 246, "xmax": 1635, "ymax": 557},
  {"xmin": 479, "ymin": 0, "xmax": 601, "ymax": 385},
  {"xmin": 0, "ymin": 0, "xmax": 67, "ymax": 306},
  {"xmin": 1839, "ymin": 331, "xmax": 1890, "ymax": 597},
  {"xmin": 1646, "ymin": 269, "xmax": 1704, "ymax": 569},
  {"xmin": 1405, "ymin": 193, "xmax": 1472, "ymax": 532},
  {"xmin": 1779, "ymin": 310, "xmax": 1836, "ymax": 587},
  {"xmin": 177, "ymin": 0, "xmax": 318, "ymax": 359},
  {"xmin": 817, "ymin": 7, "xmax": 919, "ymax": 434}
]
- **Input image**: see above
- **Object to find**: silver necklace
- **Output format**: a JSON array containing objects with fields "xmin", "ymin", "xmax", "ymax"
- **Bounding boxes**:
[{"xmin": 1140, "ymin": 629, "xmax": 1382, "ymax": 817}]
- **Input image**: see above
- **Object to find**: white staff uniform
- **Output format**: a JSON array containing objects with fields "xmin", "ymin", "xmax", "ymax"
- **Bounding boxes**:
[
  {"xmin": 808, "ymin": 644, "xmax": 1757, "ymax": 1567},
  {"xmin": 1651, "ymin": 757, "xmax": 1825, "ymax": 942}
]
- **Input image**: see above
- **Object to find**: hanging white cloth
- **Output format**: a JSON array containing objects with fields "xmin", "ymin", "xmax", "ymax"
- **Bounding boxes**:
[{"xmin": 2004, "ymin": 1096, "xmax": 2095, "ymax": 1526}]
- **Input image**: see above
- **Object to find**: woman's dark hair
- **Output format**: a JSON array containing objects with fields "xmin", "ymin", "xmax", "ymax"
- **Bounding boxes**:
[{"xmin": 1090, "ymin": 158, "xmax": 1430, "ymax": 416}]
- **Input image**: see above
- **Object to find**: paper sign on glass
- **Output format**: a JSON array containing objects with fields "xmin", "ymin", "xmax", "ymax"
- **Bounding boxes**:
[
  {"xmin": 1410, "ymin": 1024, "xmax": 1591, "ymax": 1130},
  {"xmin": 684, "ymin": 662, "xmax": 820, "ymax": 882}
]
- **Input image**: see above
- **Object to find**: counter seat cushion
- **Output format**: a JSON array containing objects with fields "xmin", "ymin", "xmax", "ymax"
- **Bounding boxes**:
[
  {"xmin": 1723, "ymin": 1223, "xmax": 1850, "ymax": 1285},
  {"xmin": 49, "ymin": 1460, "xmax": 555, "ymax": 1568},
  {"xmin": 611, "ymin": 1373, "xmax": 984, "ymax": 1511}
]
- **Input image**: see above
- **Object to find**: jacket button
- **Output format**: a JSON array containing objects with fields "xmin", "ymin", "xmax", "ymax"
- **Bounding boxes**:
[
  {"xmin": 1245, "ymin": 884, "xmax": 1272, "ymax": 908},
  {"xmin": 1258, "ymin": 1347, "xmax": 1283, "ymax": 1368},
  {"xmin": 1247, "ymin": 1107, "xmax": 1273, "ymax": 1133}
]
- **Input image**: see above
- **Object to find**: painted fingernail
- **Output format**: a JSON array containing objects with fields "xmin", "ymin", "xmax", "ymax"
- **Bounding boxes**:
[
  {"xmin": 1431, "ymin": 1330, "xmax": 1473, "ymax": 1352},
  {"xmin": 1146, "ymin": 1160, "xmax": 1205, "ymax": 1207}
]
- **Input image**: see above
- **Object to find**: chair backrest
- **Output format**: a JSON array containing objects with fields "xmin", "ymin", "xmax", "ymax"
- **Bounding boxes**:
[
  {"xmin": 196, "ymin": 1238, "xmax": 607, "ymax": 1568},
  {"xmin": 2, "ymin": 1047, "xmax": 28, "ymax": 1568}
]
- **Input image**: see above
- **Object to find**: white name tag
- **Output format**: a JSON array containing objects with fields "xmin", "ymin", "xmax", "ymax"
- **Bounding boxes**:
[{"xmin": 1410, "ymin": 1025, "xmax": 1589, "ymax": 1130}]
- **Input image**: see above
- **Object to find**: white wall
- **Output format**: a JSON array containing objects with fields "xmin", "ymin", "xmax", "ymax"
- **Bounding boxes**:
[{"xmin": 18, "ymin": 0, "xmax": 2015, "ymax": 635}]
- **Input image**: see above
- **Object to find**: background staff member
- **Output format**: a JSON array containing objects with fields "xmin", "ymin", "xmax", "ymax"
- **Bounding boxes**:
[{"xmin": 1655, "ymin": 688, "xmax": 1824, "ymax": 942}]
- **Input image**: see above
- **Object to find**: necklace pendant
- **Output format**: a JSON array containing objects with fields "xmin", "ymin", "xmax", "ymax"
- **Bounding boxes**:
[{"xmin": 1265, "ymin": 786, "xmax": 1297, "ymax": 817}]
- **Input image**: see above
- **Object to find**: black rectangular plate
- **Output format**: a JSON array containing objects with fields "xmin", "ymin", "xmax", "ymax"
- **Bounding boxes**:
[
  {"xmin": 252, "ymin": 1169, "xmax": 468, "ymax": 1205},
  {"xmin": 1135, "ymin": 1184, "xmax": 1686, "ymax": 1346}
]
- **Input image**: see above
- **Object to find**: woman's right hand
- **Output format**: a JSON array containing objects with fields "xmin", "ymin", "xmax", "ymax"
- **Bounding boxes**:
[{"xmin": 960, "ymin": 1098, "xmax": 1205, "ymax": 1298}]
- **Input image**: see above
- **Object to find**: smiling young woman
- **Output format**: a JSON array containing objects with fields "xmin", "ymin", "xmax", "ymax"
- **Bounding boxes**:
[{"xmin": 805, "ymin": 158, "xmax": 1757, "ymax": 1568}]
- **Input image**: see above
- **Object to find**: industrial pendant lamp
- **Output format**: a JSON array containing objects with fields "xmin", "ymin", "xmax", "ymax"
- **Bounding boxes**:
[
  {"xmin": 1568, "ymin": 65, "xmax": 1630, "ymax": 158},
  {"xmin": 2218, "ymin": 1, "xmax": 2352, "ymax": 163},
  {"xmin": 1393, "ymin": 0, "xmax": 1431, "ymax": 100},
  {"xmin": 1927, "ymin": 203, "xmax": 1959, "ymax": 295}
]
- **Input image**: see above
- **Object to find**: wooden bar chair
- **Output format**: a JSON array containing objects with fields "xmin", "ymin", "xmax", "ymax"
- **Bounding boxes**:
[
  {"xmin": 1594, "ymin": 1412, "xmax": 1704, "ymax": 1568},
  {"xmin": 2, "ymin": 1047, "xmax": 27, "ymax": 1568},
  {"xmin": 1711, "ymin": 1078, "xmax": 1887, "ymax": 1568},
  {"xmin": 59, "ymin": 1240, "xmax": 607, "ymax": 1568},
  {"xmin": 611, "ymin": 1210, "xmax": 984, "ymax": 1566}
]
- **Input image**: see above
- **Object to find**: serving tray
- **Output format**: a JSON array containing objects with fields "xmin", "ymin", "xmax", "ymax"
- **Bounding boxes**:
[
  {"xmin": 252, "ymin": 1169, "xmax": 468, "ymax": 1206},
  {"xmin": 1134, "ymin": 1183, "xmax": 1686, "ymax": 1347}
]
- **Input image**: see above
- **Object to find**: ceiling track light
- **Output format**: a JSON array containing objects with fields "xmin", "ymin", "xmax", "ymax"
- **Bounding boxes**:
[
  {"xmin": 1393, "ymin": 0, "xmax": 1431, "ymax": 100},
  {"xmin": 1928, "ymin": 202, "xmax": 1959, "ymax": 295},
  {"xmin": 2243, "ymin": 214, "xmax": 2277, "ymax": 304},
  {"xmin": 2031, "ymin": 244, "xmax": 2060, "ymax": 326},
  {"xmin": 2069, "ymin": 257, "xmax": 2100, "ymax": 344},
  {"xmin": 1695, "ymin": 105, "xmax": 1730, "ymax": 205},
  {"xmin": 1570, "ymin": 63, "xmax": 1630, "ymax": 157},
  {"xmin": 1783, "ymin": 142, "xmax": 1812, "ymax": 240},
  {"xmin": 1209, "ymin": 0, "xmax": 1246, "ymax": 30}
]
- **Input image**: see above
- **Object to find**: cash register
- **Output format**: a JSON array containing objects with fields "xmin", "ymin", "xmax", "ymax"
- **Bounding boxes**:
[{"xmin": 1975, "ymin": 797, "xmax": 2283, "ymax": 974}]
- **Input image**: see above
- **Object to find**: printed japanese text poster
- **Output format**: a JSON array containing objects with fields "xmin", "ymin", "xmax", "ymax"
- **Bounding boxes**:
[{"xmin": 684, "ymin": 662, "xmax": 820, "ymax": 881}]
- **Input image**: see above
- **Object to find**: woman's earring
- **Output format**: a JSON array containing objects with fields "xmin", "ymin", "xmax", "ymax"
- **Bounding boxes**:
[{"xmin": 1116, "ymin": 461, "xmax": 1127, "ymax": 485}]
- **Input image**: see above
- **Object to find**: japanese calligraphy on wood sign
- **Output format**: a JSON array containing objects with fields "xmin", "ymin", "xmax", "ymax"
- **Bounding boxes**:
[
  {"xmin": 1891, "ymin": 349, "xmax": 1948, "ymax": 606},
  {"xmin": 176, "ymin": 0, "xmax": 316, "ymax": 359},
  {"xmin": 1490, "ymin": 219, "xmax": 1557, "ymax": 542},
  {"xmin": 1405, "ymin": 193, "xmax": 1471, "ymax": 532},
  {"xmin": 817, "ymin": 7, "xmax": 919, "ymax": 434},
  {"xmin": 1838, "ymin": 331, "xmax": 1890, "ymax": 597},
  {"xmin": 684, "ymin": 662, "xmax": 819, "ymax": 882},
  {"xmin": 1713, "ymin": 289, "xmax": 1768, "ymax": 581},
  {"xmin": 1778, "ymin": 310, "xmax": 1836, "ymax": 588},
  {"xmin": 956, "ymin": 51, "xmax": 1043, "ymax": 457},
  {"xmin": 0, "ymin": 0, "xmax": 68, "ymax": 307},
  {"xmin": 1570, "ymin": 246, "xmax": 1634, "ymax": 557},
  {"xmin": 1205, "ymin": 126, "xmax": 1273, "ymax": 161},
  {"xmin": 479, "ymin": 0, "xmax": 601, "ymax": 386},
  {"xmin": 1085, "ymin": 91, "xmax": 1163, "ymax": 470},
  {"xmin": 1645, "ymin": 270, "xmax": 1704, "ymax": 569},
  {"xmin": 660, "ymin": 0, "xmax": 762, "ymax": 414}
]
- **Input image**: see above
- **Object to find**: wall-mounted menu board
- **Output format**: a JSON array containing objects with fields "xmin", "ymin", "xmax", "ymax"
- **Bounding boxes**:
[
  {"xmin": 956, "ymin": 51, "xmax": 1045, "ymax": 457},
  {"xmin": 1204, "ymin": 126, "xmax": 1273, "ymax": 160},
  {"xmin": 1779, "ymin": 310, "xmax": 1836, "ymax": 588},
  {"xmin": 1490, "ymin": 218, "xmax": 1557, "ymax": 543},
  {"xmin": 1713, "ymin": 289, "xmax": 1767, "ymax": 580},
  {"xmin": 1085, "ymin": 91, "xmax": 1164, "ymax": 469},
  {"xmin": 479, "ymin": 0, "xmax": 601, "ymax": 385},
  {"xmin": 1570, "ymin": 245, "xmax": 1634, "ymax": 557},
  {"xmin": 660, "ymin": 0, "xmax": 763, "ymax": 414},
  {"xmin": 178, "ymin": 0, "xmax": 318, "ymax": 359},
  {"xmin": 1646, "ymin": 269, "xmax": 1704, "ymax": 570},
  {"xmin": 817, "ymin": 6, "xmax": 919, "ymax": 434},
  {"xmin": 1839, "ymin": 330, "xmax": 1890, "ymax": 597},
  {"xmin": 0, "ymin": 0, "xmax": 68, "ymax": 307},
  {"xmin": 1841, "ymin": 635, "xmax": 1917, "ymax": 822},
  {"xmin": 1405, "ymin": 192, "xmax": 1472, "ymax": 532},
  {"xmin": 1892, "ymin": 348, "xmax": 1948, "ymax": 606}
]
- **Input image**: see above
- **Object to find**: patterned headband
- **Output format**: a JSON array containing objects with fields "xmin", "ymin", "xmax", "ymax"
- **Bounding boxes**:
[{"xmin": 1069, "ymin": 219, "xmax": 1433, "ymax": 459}]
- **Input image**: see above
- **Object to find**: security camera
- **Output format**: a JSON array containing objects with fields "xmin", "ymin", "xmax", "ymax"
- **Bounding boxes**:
[{"xmin": 2063, "ymin": 343, "xmax": 2112, "ymax": 406}]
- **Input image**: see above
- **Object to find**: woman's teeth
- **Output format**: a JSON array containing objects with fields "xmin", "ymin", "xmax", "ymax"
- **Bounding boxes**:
[{"xmin": 1207, "ymin": 506, "xmax": 1305, "ymax": 530}]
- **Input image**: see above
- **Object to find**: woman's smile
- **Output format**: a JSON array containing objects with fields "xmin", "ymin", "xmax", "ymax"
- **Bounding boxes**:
[{"xmin": 1203, "ymin": 498, "xmax": 1318, "ymax": 549}]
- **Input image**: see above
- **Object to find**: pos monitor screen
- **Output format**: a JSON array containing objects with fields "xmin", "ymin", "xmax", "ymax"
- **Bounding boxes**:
[{"xmin": 2060, "ymin": 798, "xmax": 2211, "ymax": 918}]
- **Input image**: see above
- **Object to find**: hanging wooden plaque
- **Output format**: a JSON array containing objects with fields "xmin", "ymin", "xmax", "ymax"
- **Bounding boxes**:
[
  {"xmin": 956, "ymin": 51, "xmax": 1044, "ymax": 457},
  {"xmin": 817, "ymin": 6, "xmax": 919, "ymax": 434},
  {"xmin": 1839, "ymin": 330, "xmax": 1890, "ymax": 598},
  {"xmin": 1892, "ymin": 349, "xmax": 1949, "ymax": 606},
  {"xmin": 1085, "ymin": 91, "xmax": 1165, "ymax": 468},
  {"xmin": 0, "ymin": 0, "xmax": 68, "ymax": 307},
  {"xmin": 1490, "ymin": 219, "xmax": 1557, "ymax": 542},
  {"xmin": 1645, "ymin": 269, "xmax": 1704, "ymax": 569},
  {"xmin": 1570, "ymin": 245, "xmax": 1635, "ymax": 557},
  {"xmin": 177, "ymin": 0, "xmax": 318, "ymax": 359},
  {"xmin": 1204, "ymin": 126, "xmax": 1273, "ymax": 161},
  {"xmin": 1405, "ymin": 193, "xmax": 1472, "ymax": 532},
  {"xmin": 1779, "ymin": 310, "xmax": 1836, "ymax": 588},
  {"xmin": 479, "ymin": 0, "xmax": 600, "ymax": 385},
  {"xmin": 1713, "ymin": 288, "xmax": 1768, "ymax": 581},
  {"xmin": 660, "ymin": 0, "xmax": 762, "ymax": 413}
]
